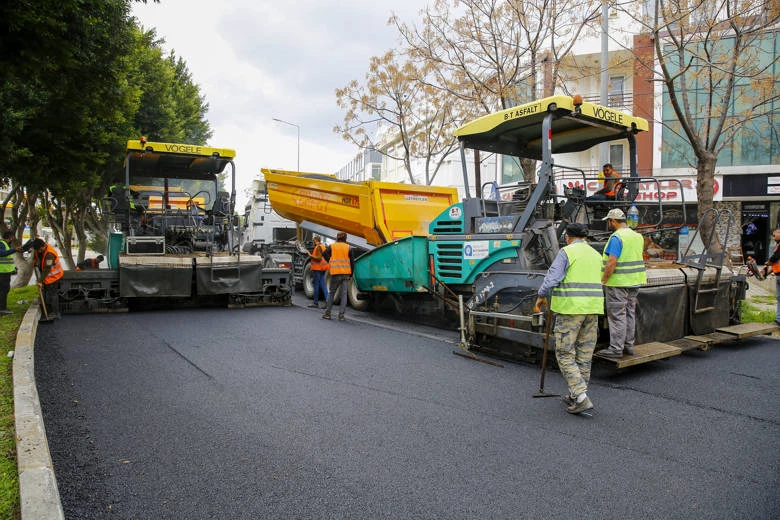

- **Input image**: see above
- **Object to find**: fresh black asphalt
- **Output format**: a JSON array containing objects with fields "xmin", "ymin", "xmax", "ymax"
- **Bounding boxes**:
[{"xmin": 34, "ymin": 304, "xmax": 779, "ymax": 519}]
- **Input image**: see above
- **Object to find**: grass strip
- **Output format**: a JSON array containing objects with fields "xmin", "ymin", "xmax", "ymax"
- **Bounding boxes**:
[{"xmin": 0, "ymin": 285, "xmax": 37, "ymax": 520}]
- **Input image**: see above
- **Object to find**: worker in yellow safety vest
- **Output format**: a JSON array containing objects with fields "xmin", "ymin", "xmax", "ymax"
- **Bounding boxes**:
[
  {"xmin": 534, "ymin": 222, "xmax": 604, "ymax": 415},
  {"xmin": 32, "ymin": 238, "xmax": 64, "ymax": 321},
  {"xmin": 321, "ymin": 231, "xmax": 354, "ymax": 321},
  {"xmin": 0, "ymin": 230, "xmax": 21, "ymax": 315},
  {"xmin": 599, "ymin": 208, "xmax": 647, "ymax": 358}
]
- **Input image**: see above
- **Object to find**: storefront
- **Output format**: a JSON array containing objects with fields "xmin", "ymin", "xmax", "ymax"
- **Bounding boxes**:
[{"xmin": 723, "ymin": 174, "xmax": 780, "ymax": 265}]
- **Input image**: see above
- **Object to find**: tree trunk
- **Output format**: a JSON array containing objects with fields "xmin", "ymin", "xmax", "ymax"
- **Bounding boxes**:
[
  {"xmin": 696, "ymin": 151, "xmax": 722, "ymax": 254},
  {"xmin": 11, "ymin": 251, "xmax": 33, "ymax": 289},
  {"xmin": 521, "ymin": 158, "xmax": 536, "ymax": 183}
]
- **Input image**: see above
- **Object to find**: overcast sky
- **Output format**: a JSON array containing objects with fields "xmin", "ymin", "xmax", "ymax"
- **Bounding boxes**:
[{"xmin": 131, "ymin": 0, "xmax": 425, "ymax": 205}]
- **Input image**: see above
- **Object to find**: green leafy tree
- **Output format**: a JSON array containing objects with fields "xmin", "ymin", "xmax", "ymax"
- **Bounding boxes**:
[{"xmin": 0, "ymin": 0, "xmax": 210, "ymax": 281}]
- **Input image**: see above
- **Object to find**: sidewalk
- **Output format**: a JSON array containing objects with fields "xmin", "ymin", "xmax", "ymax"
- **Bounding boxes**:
[{"xmin": 745, "ymin": 274, "xmax": 777, "ymax": 316}]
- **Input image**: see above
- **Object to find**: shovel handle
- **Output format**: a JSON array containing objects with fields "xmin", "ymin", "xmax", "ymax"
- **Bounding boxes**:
[
  {"xmin": 538, "ymin": 307, "xmax": 553, "ymax": 392},
  {"xmin": 37, "ymin": 283, "xmax": 49, "ymax": 320}
]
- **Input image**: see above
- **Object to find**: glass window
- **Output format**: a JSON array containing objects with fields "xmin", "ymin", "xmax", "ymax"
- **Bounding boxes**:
[
  {"xmin": 501, "ymin": 155, "xmax": 524, "ymax": 184},
  {"xmin": 660, "ymin": 33, "xmax": 778, "ymax": 169},
  {"xmin": 610, "ymin": 144, "xmax": 624, "ymax": 172},
  {"xmin": 608, "ymin": 76, "xmax": 624, "ymax": 107}
]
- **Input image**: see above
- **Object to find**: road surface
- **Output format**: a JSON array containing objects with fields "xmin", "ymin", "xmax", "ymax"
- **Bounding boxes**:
[{"xmin": 35, "ymin": 304, "xmax": 779, "ymax": 519}]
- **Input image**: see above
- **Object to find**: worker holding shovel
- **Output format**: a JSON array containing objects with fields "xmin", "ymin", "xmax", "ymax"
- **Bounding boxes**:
[
  {"xmin": 31, "ymin": 238, "xmax": 64, "ymax": 322},
  {"xmin": 533, "ymin": 223, "xmax": 604, "ymax": 415}
]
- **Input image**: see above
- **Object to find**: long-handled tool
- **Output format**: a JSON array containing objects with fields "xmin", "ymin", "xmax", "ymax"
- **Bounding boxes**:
[
  {"xmin": 37, "ymin": 283, "xmax": 49, "ymax": 321},
  {"xmin": 452, "ymin": 295, "xmax": 503, "ymax": 368},
  {"xmin": 533, "ymin": 307, "xmax": 559, "ymax": 398}
]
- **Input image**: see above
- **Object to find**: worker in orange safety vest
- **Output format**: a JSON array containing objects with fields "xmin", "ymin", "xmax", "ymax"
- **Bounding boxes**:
[
  {"xmin": 763, "ymin": 228, "xmax": 780, "ymax": 326},
  {"xmin": 32, "ymin": 238, "xmax": 63, "ymax": 321},
  {"xmin": 321, "ymin": 231, "xmax": 354, "ymax": 321},
  {"xmin": 308, "ymin": 237, "xmax": 329, "ymax": 308}
]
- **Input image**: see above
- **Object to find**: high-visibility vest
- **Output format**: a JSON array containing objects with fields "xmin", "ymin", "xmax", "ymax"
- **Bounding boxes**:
[
  {"xmin": 552, "ymin": 240, "xmax": 605, "ymax": 315},
  {"xmin": 36, "ymin": 244, "xmax": 64, "ymax": 285},
  {"xmin": 604, "ymin": 171, "xmax": 620, "ymax": 196},
  {"xmin": 770, "ymin": 243, "xmax": 780, "ymax": 274},
  {"xmin": 328, "ymin": 242, "xmax": 352, "ymax": 275},
  {"xmin": 310, "ymin": 243, "xmax": 329, "ymax": 271},
  {"xmin": 602, "ymin": 227, "xmax": 647, "ymax": 287},
  {"xmin": 76, "ymin": 258, "xmax": 101, "ymax": 270},
  {"xmin": 0, "ymin": 240, "xmax": 15, "ymax": 274},
  {"xmin": 110, "ymin": 184, "xmax": 136, "ymax": 210}
]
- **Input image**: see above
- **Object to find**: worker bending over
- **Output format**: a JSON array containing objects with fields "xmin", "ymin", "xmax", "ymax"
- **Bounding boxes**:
[{"xmin": 32, "ymin": 238, "xmax": 64, "ymax": 321}]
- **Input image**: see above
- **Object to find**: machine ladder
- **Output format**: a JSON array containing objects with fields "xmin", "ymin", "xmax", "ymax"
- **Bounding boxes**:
[{"xmin": 681, "ymin": 208, "xmax": 735, "ymax": 314}]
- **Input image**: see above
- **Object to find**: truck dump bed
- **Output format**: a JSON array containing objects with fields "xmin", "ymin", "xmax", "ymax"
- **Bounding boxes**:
[{"xmin": 262, "ymin": 169, "xmax": 459, "ymax": 246}]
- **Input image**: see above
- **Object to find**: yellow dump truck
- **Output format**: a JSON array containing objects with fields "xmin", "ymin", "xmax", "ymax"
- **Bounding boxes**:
[
  {"xmin": 261, "ymin": 168, "xmax": 459, "ymax": 307},
  {"xmin": 262, "ymin": 169, "xmax": 459, "ymax": 246}
]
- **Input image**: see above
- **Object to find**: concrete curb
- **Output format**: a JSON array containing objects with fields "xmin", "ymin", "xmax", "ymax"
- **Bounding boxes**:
[{"xmin": 13, "ymin": 303, "xmax": 64, "ymax": 520}]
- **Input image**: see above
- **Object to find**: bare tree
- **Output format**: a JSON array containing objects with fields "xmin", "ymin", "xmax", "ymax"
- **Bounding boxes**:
[
  {"xmin": 335, "ymin": 50, "xmax": 461, "ymax": 185},
  {"xmin": 393, "ymin": 0, "xmax": 601, "ymax": 181},
  {"xmin": 618, "ymin": 0, "xmax": 780, "ymax": 242}
]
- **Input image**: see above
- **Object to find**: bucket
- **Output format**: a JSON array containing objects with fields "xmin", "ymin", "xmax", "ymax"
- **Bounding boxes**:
[{"xmin": 107, "ymin": 232, "xmax": 125, "ymax": 268}]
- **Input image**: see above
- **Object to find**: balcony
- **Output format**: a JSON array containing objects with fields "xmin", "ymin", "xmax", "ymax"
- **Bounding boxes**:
[{"xmin": 581, "ymin": 92, "xmax": 634, "ymax": 112}]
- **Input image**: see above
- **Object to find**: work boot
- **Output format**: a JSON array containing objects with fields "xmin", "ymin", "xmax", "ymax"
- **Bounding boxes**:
[
  {"xmin": 567, "ymin": 396, "xmax": 594, "ymax": 415},
  {"xmin": 338, "ymin": 313, "xmax": 345, "ymax": 321},
  {"xmin": 308, "ymin": 303, "xmax": 318, "ymax": 308},
  {"xmin": 562, "ymin": 394, "xmax": 575, "ymax": 406},
  {"xmin": 597, "ymin": 348, "xmax": 622, "ymax": 359},
  {"xmin": 322, "ymin": 313, "xmax": 331, "ymax": 320}
]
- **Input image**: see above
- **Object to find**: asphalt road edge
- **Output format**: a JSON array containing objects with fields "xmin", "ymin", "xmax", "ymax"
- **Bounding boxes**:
[{"xmin": 13, "ymin": 303, "xmax": 64, "ymax": 520}]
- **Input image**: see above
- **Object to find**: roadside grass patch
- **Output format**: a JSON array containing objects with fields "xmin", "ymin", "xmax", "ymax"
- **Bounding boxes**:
[
  {"xmin": 0, "ymin": 285, "xmax": 37, "ymax": 520},
  {"xmin": 750, "ymin": 295, "xmax": 776, "ymax": 306},
  {"xmin": 742, "ymin": 299, "xmax": 775, "ymax": 323}
]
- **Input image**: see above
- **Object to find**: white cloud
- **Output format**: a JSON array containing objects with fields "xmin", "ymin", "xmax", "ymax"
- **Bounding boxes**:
[{"xmin": 131, "ymin": 0, "xmax": 423, "ymax": 206}]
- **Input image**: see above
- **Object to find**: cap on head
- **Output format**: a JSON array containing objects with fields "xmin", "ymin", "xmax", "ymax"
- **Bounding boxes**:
[
  {"xmin": 336, "ymin": 231, "xmax": 347, "ymax": 241},
  {"xmin": 31, "ymin": 238, "xmax": 46, "ymax": 250},
  {"xmin": 602, "ymin": 208, "xmax": 626, "ymax": 221},
  {"xmin": 565, "ymin": 222, "xmax": 589, "ymax": 238}
]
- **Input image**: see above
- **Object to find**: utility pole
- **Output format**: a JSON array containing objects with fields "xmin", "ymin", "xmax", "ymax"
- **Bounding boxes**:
[
  {"xmin": 599, "ymin": 0, "xmax": 609, "ymax": 167},
  {"xmin": 272, "ymin": 118, "xmax": 300, "ymax": 171}
]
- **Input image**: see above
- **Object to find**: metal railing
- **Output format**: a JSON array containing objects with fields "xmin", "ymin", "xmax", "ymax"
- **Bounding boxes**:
[{"xmin": 581, "ymin": 92, "xmax": 634, "ymax": 111}]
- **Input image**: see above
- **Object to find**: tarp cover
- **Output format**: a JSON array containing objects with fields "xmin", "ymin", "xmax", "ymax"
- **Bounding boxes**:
[
  {"xmin": 635, "ymin": 284, "xmax": 687, "ymax": 344},
  {"xmin": 196, "ymin": 262, "xmax": 262, "ymax": 295},
  {"xmin": 119, "ymin": 265, "xmax": 192, "ymax": 297}
]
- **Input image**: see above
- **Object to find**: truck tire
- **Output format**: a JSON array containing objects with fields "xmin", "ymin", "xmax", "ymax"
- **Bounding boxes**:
[
  {"xmin": 302, "ymin": 263, "xmax": 314, "ymax": 299},
  {"xmin": 326, "ymin": 276, "xmax": 368, "ymax": 310},
  {"xmin": 347, "ymin": 277, "xmax": 369, "ymax": 311}
]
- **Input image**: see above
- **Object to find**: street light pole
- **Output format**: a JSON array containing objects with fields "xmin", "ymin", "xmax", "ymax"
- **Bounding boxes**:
[{"xmin": 272, "ymin": 118, "xmax": 300, "ymax": 171}]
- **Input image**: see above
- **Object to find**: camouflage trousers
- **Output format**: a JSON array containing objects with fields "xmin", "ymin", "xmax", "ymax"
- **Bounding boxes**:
[{"xmin": 553, "ymin": 313, "xmax": 598, "ymax": 397}]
